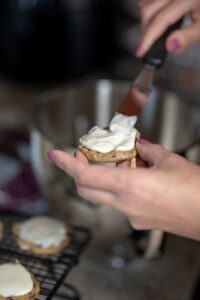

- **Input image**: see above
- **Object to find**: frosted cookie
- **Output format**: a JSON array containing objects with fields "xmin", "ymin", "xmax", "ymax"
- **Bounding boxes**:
[
  {"xmin": 79, "ymin": 113, "xmax": 140, "ymax": 163},
  {"xmin": 0, "ymin": 221, "xmax": 3, "ymax": 240},
  {"xmin": 12, "ymin": 216, "xmax": 71, "ymax": 255},
  {"xmin": 0, "ymin": 262, "xmax": 40, "ymax": 300}
]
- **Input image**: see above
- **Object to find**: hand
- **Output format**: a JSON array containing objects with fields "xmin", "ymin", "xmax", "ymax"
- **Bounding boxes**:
[
  {"xmin": 48, "ymin": 141, "xmax": 200, "ymax": 241},
  {"xmin": 135, "ymin": 0, "xmax": 200, "ymax": 57}
]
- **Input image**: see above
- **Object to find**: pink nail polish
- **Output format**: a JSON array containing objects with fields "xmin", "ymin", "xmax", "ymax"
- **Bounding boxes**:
[
  {"xmin": 138, "ymin": 138, "xmax": 150, "ymax": 145},
  {"xmin": 168, "ymin": 39, "xmax": 181, "ymax": 53},
  {"xmin": 47, "ymin": 151, "xmax": 57, "ymax": 162}
]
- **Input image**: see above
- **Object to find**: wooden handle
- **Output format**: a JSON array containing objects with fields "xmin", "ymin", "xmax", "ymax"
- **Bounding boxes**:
[{"xmin": 130, "ymin": 157, "xmax": 136, "ymax": 168}]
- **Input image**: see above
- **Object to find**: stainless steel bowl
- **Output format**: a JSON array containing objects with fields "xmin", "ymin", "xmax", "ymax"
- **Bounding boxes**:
[{"xmin": 30, "ymin": 79, "xmax": 199, "ymax": 258}]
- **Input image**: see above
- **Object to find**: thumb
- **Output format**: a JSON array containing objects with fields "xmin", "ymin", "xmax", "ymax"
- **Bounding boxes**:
[
  {"xmin": 136, "ymin": 140, "xmax": 169, "ymax": 166},
  {"xmin": 166, "ymin": 23, "xmax": 200, "ymax": 54},
  {"xmin": 74, "ymin": 150, "xmax": 89, "ymax": 164}
]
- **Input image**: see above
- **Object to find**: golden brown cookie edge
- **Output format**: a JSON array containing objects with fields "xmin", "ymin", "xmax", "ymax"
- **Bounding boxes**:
[
  {"xmin": 78, "ymin": 129, "xmax": 141, "ymax": 163},
  {"xmin": 12, "ymin": 222, "xmax": 72, "ymax": 255},
  {"xmin": 0, "ymin": 272, "xmax": 40, "ymax": 300}
]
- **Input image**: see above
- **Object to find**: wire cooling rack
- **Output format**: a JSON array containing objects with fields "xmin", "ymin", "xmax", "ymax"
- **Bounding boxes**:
[{"xmin": 0, "ymin": 210, "xmax": 91, "ymax": 300}]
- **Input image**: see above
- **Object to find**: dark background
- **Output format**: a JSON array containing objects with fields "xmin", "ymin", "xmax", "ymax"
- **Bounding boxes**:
[{"xmin": 0, "ymin": 0, "xmax": 138, "ymax": 85}]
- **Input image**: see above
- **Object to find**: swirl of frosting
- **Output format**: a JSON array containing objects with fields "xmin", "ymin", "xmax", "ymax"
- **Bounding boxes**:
[{"xmin": 79, "ymin": 113, "xmax": 138, "ymax": 153}]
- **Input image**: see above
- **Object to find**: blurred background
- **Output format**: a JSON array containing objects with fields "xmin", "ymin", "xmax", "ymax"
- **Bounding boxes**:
[{"xmin": 0, "ymin": 0, "xmax": 200, "ymax": 299}]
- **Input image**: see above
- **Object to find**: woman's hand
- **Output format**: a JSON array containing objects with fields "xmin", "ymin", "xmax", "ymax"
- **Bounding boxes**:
[
  {"xmin": 48, "ymin": 141, "xmax": 200, "ymax": 241},
  {"xmin": 135, "ymin": 0, "xmax": 200, "ymax": 57}
]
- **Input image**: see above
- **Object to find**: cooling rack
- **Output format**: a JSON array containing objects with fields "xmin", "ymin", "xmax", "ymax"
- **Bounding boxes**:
[{"xmin": 0, "ymin": 210, "xmax": 91, "ymax": 300}]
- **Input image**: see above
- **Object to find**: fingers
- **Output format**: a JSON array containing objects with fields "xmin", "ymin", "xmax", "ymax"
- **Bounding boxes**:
[
  {"xmin": 136, "ymin": 156, "xmax": 149, "ymax": 168},
  {"xmin": 117, "ymin": 156, "xmax": 148, "ymax": 168},
  {"xmin": 48, "ymin": 150, "xmax": 86, "ymax": 178},
  {"xmin": 74, "ymin": 150, "xmax": 89, "ymax": 164},
  {"xmin": 117, "ymin": 160, "xmax": 131, "ymax": 168},
  {"xmin": 48, "ymin": 150, "xmax": 130, "ymax": 192},
  {"xmin": 136, "ymin": 141, "xmax": 169, "ymax": 167},
  {"xmin": 48, "ymin": 150, "xmax": 124, "ymax": 209},
  {"xmin": 77, "ymin": 186, "xmax": 117, "ymax": 207},
  {"xmin": 166, "ymin": 22, "xmax": 200, "ymax": 53},
  {"xmin": 136, "ymin": 0, "xmax": 200, "ymax": 57},
  {"xmin": 138, "ymin": 0, "xmax": 171, "ymax": 30}
]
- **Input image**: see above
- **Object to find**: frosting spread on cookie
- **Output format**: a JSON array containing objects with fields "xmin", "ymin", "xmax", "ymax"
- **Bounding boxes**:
[
  {"xmin": 0, "ymin": 263, "xmax": 33, "ymax": 297},
  {"xmin": 19, "ymin": 216, "xmax": 67, "ymax": 249},
  {"xmin": 79, "ymin": 113, "xmax": 138, "ymax": 153}
]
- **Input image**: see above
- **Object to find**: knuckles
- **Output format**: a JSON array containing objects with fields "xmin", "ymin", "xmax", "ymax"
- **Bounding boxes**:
[
  {"xmin": 75, "ymin": 170, "xmax": 88, "ymax": 186},
  {"xmin": 128, "ymin": 217, "xmax": 152, "ymax": 231},
  {"xmin": 76, "ymin": 186, "xmax": 87, "ymax": 199},
  {"xmin": 161, "ymin": 150, "xmax": 181, "ymax": 168},
  {"xmin": 128, "ymin": 217, "xmax": 145, "ymax": 230},
  {"xmin": 138, "ymin": 1, "xmax": 151, "ymax": 20}
]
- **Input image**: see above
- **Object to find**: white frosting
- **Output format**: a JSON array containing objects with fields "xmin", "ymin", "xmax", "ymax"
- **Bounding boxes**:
[
  {"xmin": 19, "ymin": 216, "xmax": 67, "ymax": 249},
  {"xmin": 110, "ymin": 113, "xmax": 137, "ymax": 134},
  {"xmin": 79, "ymin": 113, "xmax": 138, "ymax": 153},
  {"xmin": 0, "ymin": 263, "xmax": 33, "ymax": 297}
]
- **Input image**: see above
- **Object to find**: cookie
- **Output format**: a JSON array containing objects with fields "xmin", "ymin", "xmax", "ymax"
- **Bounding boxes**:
[
  {"xmin": 79, "ymin": 129, "xmax": 140, "ymax": 163},
  {"xmin": 12, "ymin": 216, "xmax": 71, "ymax": 255},
  {"xmin": 0, "ymin": 262, "xmax": 40, "ymax": 300}
]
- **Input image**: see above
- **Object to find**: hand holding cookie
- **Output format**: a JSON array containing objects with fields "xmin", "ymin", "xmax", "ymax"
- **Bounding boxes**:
[{"xmin": 48, "ymin": 140, "xmax": 200, "ymax": 241}]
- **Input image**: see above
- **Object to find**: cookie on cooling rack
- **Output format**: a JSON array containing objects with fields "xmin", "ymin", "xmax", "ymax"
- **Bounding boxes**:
[
  {"xmin": 0, "ymin": 261, "xmax": 40, "ymax": 300},
  {"xmin": 12, "ymin": 216, "xmax": 71, "ymax": 255},
  {"xmin": 79, "ymin": 113, "xmax": 140, "ymax": 163},
  {"xmin": 0, "ymin": 221, "xmax": 3, "ymax": 240}
]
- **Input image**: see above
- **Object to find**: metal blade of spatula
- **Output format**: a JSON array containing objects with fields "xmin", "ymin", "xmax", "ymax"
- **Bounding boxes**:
[{"xmin": 117, "ymin": 18, "xmax": 183, "ymax": 117}]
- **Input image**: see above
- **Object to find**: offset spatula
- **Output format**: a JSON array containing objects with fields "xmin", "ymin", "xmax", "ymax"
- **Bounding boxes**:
[{"xmin": 117, "ymin": 19, "xmax": 183, "ymax": 117}]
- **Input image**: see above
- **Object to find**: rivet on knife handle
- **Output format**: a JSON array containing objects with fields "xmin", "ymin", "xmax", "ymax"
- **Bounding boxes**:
[{"xmin": 143, "ymin": 18, "xmax": 184, "ymax": 69}]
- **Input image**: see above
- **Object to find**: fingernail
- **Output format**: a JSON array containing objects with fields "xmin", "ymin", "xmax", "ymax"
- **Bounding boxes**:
[
  {"xmin": 134, "ymin": 43, "xmax": 143, "ymax": 57},
  {"xmin": 47, "ymin": 151, "xmax": 57, "ymax": 162},
  {"xmin": 138, "ymin": 138, "xmax": 150, "ymax": 145},
  {"xmin": 168, "ymin": 39, "xmax": 181, "ymax": 53}
]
